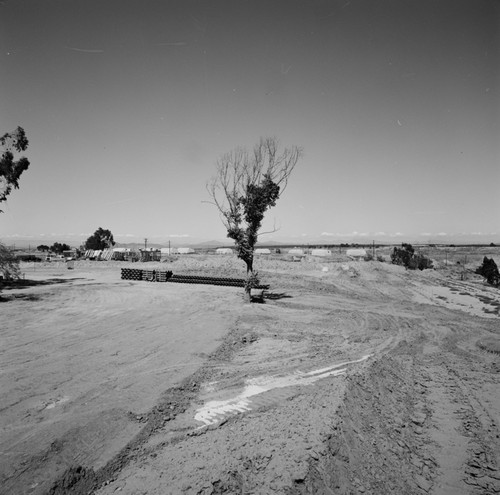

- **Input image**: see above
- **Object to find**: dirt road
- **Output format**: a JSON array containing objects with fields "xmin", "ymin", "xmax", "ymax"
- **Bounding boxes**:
[{"xmin": 1, "ymin": 255, "xmax": 499, "ymax": 494}]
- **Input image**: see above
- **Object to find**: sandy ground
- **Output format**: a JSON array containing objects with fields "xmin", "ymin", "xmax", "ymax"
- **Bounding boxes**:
[{"xmin": 1, "ymin": 251, "xmax": 499, "ymax": 494}]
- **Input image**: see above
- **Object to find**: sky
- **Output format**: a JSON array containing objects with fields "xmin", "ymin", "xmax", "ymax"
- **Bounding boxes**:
[{"xmin": 1, "ymin": 0, "xmax": 499, "ymax": 247}]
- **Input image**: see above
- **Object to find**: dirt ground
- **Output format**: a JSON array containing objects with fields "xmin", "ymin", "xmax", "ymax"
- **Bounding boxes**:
[{"xmin": 1, "ymin": 248, "xmax": 499, "ymax": 494}]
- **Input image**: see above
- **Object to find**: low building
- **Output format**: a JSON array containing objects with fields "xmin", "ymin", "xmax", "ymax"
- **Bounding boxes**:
[
  {"xmin": 311, "ymin": 248, "xmax": 332, "ymax": 257},
  {"xmin": 160, "ymin": 247, "xmax": 178, "ymax": 256},
  {"xmin": 346, "ymin": 248, "xmax": 367, "ymax": 260},
  {"xmin": 216, "ymin": 248, "xmax": 234, "ymax": 255},
  {"xmin": 177, "ymin": 247, "xmax": 195, "ymax": 254},
  {"xmin": 255, "ymin": 248, "xmax": 271, "ymax": 255}
]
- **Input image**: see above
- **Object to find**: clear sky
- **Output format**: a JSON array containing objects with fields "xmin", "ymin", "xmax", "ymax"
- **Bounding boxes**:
[{"xmin": 1, "ymin": 0, "xmax": 499, "ymax": 246}]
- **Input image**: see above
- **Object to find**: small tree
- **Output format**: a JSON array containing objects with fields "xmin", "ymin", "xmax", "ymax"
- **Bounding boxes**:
[
  {"xmin": 391, "ymin": 243, "xmax": 414, "ymax": 267},
  {"xmin": 1, "ymin": 127, "xmax": 30, "ymax": 212},
  {"xmin": 85, "ymin": 227, "xmax": 115, "ymax": 251},
  {"xmin": 475, "ymin": 257, "xmax": 500, "ymax": 287},
  {"xmin": 0, "ymin": 242, "xmax": 20, "ymax": 284},
  {"xmin": 50, "ymin": 242, "xmax": 71, "ymax": 254},
  {"xmin": 207, "ymin": 137, "xmax": 302, "ymax": 301},
  {"xmin": 391, "ymin": 243, "xmax": 433, "ymax": 271},
  {"xmin": 37, "ymin": 245, "xmax": 50, "ymax": 252}
]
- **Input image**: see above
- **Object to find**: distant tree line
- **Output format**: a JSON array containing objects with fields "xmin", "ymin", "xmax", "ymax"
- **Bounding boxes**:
[{"xmin": 37, "ymin": 243, "xmax": 71, "ymax": 253}]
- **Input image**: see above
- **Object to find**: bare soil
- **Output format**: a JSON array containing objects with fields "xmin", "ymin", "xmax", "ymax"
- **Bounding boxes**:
[{"xmin": 1, "ymin": 251, "xmax": 499, "ymax": 494}]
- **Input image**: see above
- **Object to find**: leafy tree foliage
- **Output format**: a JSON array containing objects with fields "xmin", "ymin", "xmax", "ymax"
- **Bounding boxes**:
[
  {"xmin": 50, "ymin": 242, "xmax": 71, "ymax": 254},
  {"xmin": 475, "ymin": 257, "xmax": 500, "ymax": 287},
  {"xmin": 391, "ymin": 243, "xmax": 433, "ymax": 270},
  {"xmin": 0, "ymin": 242, "xmax": 20, "ymax": 283},
  {"xmin": 207, "ymin": 137, "xmax": 302, "ymax": 301},
  {"xmin": 37, "ymin": 245, "xmax": 50, "ymax": 252},
  {"xmin": 85, "ymin": 227, "xmax": 115, "ymax": 250},
  {"xmin": 0, "ymin": 127, "xmax": 30, "ymax": 212}
]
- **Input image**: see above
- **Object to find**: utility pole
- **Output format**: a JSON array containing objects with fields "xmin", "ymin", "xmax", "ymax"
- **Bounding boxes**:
[{"xmin": 144, "ymin": 238, "xmax": 148, "ymax": 250}]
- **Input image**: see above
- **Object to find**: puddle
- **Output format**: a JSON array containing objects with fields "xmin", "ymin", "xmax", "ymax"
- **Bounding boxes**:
[{"xmin": 194, "ymin": 355, "xmax": 371, "ymax": 427}]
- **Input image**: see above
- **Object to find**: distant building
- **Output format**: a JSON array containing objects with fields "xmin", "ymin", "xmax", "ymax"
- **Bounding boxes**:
[
  {"xmin": 160, "ymin": 247, "xmax": 178, "ymax": 255},
  {"xmin": 255, "ymin": 248, "xmax": 271, "ymax": 255},
  {"xmin": 346, "ymin": 249, "xmax": 367, "ymax": 260},
  {"xmin": 288, "ymin": 248, "xmax": 305, "ymax": 256},
  {"xmin": 311, "ymin": 248, "xmax": 332, "ymax": 257},
  {"xmin": 216, "ymin": 248, "xmax": 234, "ymax": 255},
  {"xmin": 177, "ymin": 247, "xmax": 195, "ymax": 254}
]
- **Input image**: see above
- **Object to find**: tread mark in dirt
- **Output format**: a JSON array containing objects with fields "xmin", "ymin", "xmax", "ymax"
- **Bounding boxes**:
[{"xmin": 418, "ymin": 356, "xmax": 500, "ymax": 494}]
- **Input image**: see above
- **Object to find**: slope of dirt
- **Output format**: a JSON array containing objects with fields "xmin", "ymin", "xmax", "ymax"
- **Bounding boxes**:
[{"xmin": 1, "ymin": 257, "xmax": 499, "ymax": 494}]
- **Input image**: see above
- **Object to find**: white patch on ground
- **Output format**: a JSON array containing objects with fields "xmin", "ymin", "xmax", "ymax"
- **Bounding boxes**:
[
  {"xmin": 194, "ymin": 355, "xmax": 371, "ymax": 426},
  {"xmin": 411, "ymin": 283, "xmax": 499, "ymax": 319},
  {"xmin": 43, "ymin": 396, "xmax": 70, "ymax": 410}
]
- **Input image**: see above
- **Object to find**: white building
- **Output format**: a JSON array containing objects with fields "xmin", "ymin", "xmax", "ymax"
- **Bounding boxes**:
[
  {"xmin": 346, "ymin": 248, "xmax": 367, "ymax": 260},
  {"xmin": 177, "ymin": 247, "xmax": 195, "ymax": 254},
  {"xmin": 216, "ymin": 248, "xmax": 234, "ymax": 255},
  {"xmin": 311, "ymin": 248, "xmax": 332, "ymax": 257},
  {"xmin": 161, "ymin": 247, "xmax": 178, "ymax": 255},
  {"xmin": 255, "ymin": 248, "xmax": 271, "ymax": 255}
]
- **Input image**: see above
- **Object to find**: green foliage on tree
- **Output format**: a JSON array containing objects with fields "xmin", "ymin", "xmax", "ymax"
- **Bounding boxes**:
[
  {"xmin": 1, "ymin": 127, "xmax": 30, "ymax": 212},
  {"xmin": 37, "ymin": 245, "xmax": 50, "ymax": 252},
  {"xmin": 85, "ymin": 227, "xmax": 115, "ymax": 250},
  {"xmin": 391, "ymin": 243, "xmax": 433, "ymax": 271},
  {"xmin": 475, "ymin": 257, "xmax": 500, "ymax": 287},
  {"xmin": 207, "ymin": 137, "xmax": 302, "ymax": 301}
]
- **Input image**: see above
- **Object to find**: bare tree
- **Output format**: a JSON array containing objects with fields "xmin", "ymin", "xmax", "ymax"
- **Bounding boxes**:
[{"xmin": 207, "ymin": 137, "xmax": 302, "ymax": 301}]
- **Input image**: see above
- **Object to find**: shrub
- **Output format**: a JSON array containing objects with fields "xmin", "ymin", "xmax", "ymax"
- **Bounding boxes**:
[
  {"xmin": 391, "ymin": 244, "xmax": 414, "ymax": 267},
  {"xmin": 475, "ymin": 257, "xmax": 500, "ymax": 287},
  {"xmin": 415, "ymin": 254, "xmax": 434, "ymax": 270},
  {"xmin": 391, "ymin": 244, "xmax": 433, "ymax": 271},
  {"xmin": 0, "ymin": 242, "xmax": 20, "ymax": 282}
]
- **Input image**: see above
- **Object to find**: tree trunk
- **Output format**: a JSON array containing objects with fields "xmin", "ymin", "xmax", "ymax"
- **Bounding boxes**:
[
  {"xmin": 243, "ymin": 257, "xmax": 254, "ymax": 303},
  {"xmin": 245, "ymin": 258, "xmax": 253, "ymax": 274},
  {"xmin": 244, "ymin": 284, "xmax": 252, "ymax": 303}
]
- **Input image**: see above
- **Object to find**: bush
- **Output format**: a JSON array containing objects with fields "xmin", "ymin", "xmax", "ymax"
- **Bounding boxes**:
[
  {"xmin": 415, "ymin": 254, "xmax": 433, "ymax": 270},
  {"xmin": 391, "ymin": 244, "xmax": 433, "ymax": 271},
  {"xmin": 0, "ymin": 242, "xmax": 20, "ymax": 282},
  {"xmin": 475, "ymin": 257, "xmax": 500, "ymax": 287},
  {"xmin": 391, "ymin": 244, "xmax": 414, "ymax": 267}
]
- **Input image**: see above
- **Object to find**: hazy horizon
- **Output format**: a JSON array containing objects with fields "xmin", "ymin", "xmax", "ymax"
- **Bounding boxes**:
[
  {"xmin": 4, "ymin": 231, "xmax": 500, "ymax": 251},
  {"xmin": 1, "ymin": 0, "xmax": 499, "ymax": 245}
]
